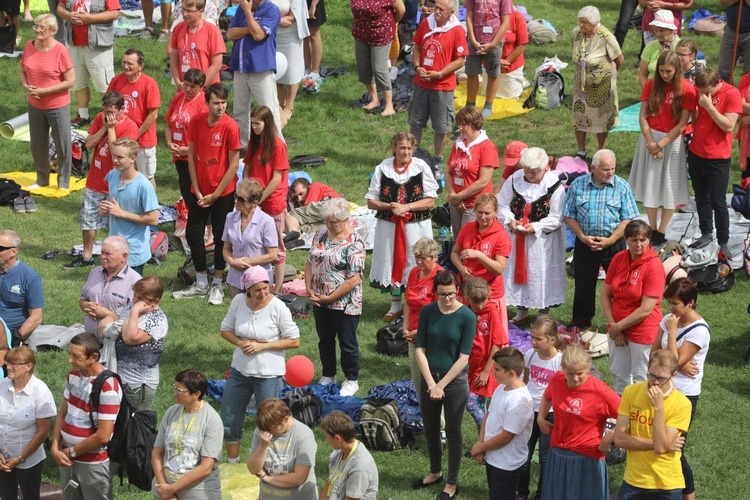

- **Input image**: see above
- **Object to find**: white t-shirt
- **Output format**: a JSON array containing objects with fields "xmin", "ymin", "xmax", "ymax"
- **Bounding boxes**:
[
  {"xmin": 483, "ymin": 384, "xmax": 534, "ymax": 471},
  {"xmin": 658, "ymin": 315, "xmax": 710, "ymax": 396},
  {"xmin": 221, "ymin": 294, "xmax": 300, "ymax": 377},
  {"xmin": 524, "ymin": 350, "xmax": 562, "ymax": 411}
]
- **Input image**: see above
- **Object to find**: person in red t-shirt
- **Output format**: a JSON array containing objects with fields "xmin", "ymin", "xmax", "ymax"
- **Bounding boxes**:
[
  {"xmin": 290, "ymin": 178, "xmax": 340, "ymax": 207},
  {"xmin": 601, "ymin": 220, "xmax": 666, "ymax": 394},
  {"xmin": 497, "ymin": 7, "xmax": 528, "ymax": 99},
  {"xmin": 629, "ymin": 51, "xmax": 696, "ymax": 247},
  {"xmin": 169, "ymin": 0, "xmax": 225, "ymax": 89},
  {"xmin": 736, "ymin": 69, "xmax": 750, "ymax": 180},
  {"xmin": 538, "ymin": 345, "xmax": 620, "ymax": 500},
  {"xmin": 284, "ymin": 179, "xmax": 343, "ymax": 244},
  {"xmin": 107, "ymin": 48, "xmax": 162, "ymax": 191},
  {"xmin": 172, "ymin": 84, "xmax": 241, "ymax": 306},
  {"xmin": 495, "ymin": 140, "xmax": 527, "ymax": 194},
  {"xmin": 687, "ymin": 68, "xmax": 742, "ymax": 254},
  {"xmin": 243, "ymin": 105, "xmax": 289, "ymax": 293},
  {"xmin": 64, "ymin": 91, "xmax": 139, "ymax": 269},
  {"xmin": 409, "ymin": 0, "xmax": 467, "ymax": 166}
]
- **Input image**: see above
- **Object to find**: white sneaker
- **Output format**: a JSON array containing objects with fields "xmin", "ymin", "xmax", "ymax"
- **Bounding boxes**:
[
  {"xmin": 317, "ymin": 376, "xmax": 335, "ymax": 386},
  {"xmin": 207, "ymin": 283, "xmax": 224, "ymax": 305},
  {"xmin": 340, "ymin": 380, "xmax": 359, "ymax": 397},
  {"xmin": 172, "ymin": 283, "xmax": 209, "ymax": 299}
]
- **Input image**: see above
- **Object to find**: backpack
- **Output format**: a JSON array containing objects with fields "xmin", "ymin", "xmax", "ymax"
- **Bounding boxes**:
[
  {"xmin": 148, "ymin": 229, "xmax": 169, "ymax": 265},
  {"xmin": 177, "ymin": 250, "xmax": 215, "ymax": 285},
  {"xmin": 688, "ymin": 258, "xmax": 735, "ymax": 294},
  {"xmin": 277, "ymin": 294, "xmax": 311, "ymax": 318},
  {"xmin": 0, "ymin": 178, "xmax": 27, "ymax": 206},
  {"xmin": 431, "ymin": 202, "xmax": 451, "ymax": 228},
  {"xmin": 90, "ymin": 370, "xmax": 157, "ymax": 491},
  {"xmin": 523, "ymin": 69, "xmax": 565, "ymax": 110},
  {"xmin": 0, "ymin": 23, "xmax": 16, "ymax": 54},
  {"xmin": 359, "ymin": 398, "xmax": 404, "ymax": 451},
  {"xmin": 527, "ymin": 19, "xmax": 557, "ymax": 45},
  {"xmin": 376, "ymin": 323, "xmax": 408, "ymax": 357},
  {"xmin": 283, "ymin": 388, "xmax": 323, "ymax": 427}
]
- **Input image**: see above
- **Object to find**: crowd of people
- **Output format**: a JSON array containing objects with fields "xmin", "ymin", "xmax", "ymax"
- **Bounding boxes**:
[{"xmin": 0, "ymin": 0, "xmax": 738, "ymax": 497}]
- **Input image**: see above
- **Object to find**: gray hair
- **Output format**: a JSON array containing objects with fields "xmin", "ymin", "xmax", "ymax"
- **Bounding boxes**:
[
  {"xmin": 0, "ymin": 230, "xmax": 20, "ymax": 249},
  {"xmin": 592, "ymin": 149, "xmax": 616, "ymax": 168},
  {"xmin": 102, "ymin": 235, "xmax": 130, "ymax": 255},
  {"xmin": 448, "ymin": 0, "xmax": 459, "ymax": 12},
  {"xmin": 577, "ymin": 6, "xmax": 601, "ymax": 25},
  {"xmin": 519, "ymin": 147, "xmax": 549, "ymax": 171},
  {"xmin": 321, "ymin": 198, "xmax": 350, "ymax": 221},
  {"xmin": 35, "ymin": 13, "xmax": 58, "ymax": 32}
]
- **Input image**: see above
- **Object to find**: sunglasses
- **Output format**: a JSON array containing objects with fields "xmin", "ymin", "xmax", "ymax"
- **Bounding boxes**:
[
  {"xmin": 234, "ymin": 193, "xmax": 248, "ymax": 203},
  {"xmin": 0, "ymin": 246, "xmax": 17, "ymax": 252}
]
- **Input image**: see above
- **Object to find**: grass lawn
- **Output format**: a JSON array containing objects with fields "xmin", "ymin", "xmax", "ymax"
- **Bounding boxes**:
[{"xmin": 4, "ymin": 0, "xmax": 750, "ymax": 498}]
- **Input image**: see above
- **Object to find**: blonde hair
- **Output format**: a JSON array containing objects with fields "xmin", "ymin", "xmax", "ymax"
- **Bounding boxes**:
[
  {"xmin": 530, "ymin": 317, "xmax": 562, "ymax": 350},
  {"xmin": 561, "ymin": 344, "xmax": 591, "ymax": 369}
]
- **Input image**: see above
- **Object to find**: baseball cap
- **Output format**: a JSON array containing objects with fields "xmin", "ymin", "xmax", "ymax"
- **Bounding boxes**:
[{"xmin": 502, "ymin": 141, "xmax": 528, "ymax": 167}]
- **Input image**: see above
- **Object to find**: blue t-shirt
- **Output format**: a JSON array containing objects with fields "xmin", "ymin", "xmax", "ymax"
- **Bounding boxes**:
[
  {"xmin": 104, "ymin": 170, "xmax": 159, "ymax": 267},
  {"xmin": 0, "ymin": 261, "xmax": 44, "ymax": 330},
  {"xmin": 229, "ymin": 0, "xmax": 279, "ymax": 74}
]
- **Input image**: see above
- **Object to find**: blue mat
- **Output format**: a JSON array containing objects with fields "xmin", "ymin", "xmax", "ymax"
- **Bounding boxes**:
[{"xmin": 610, "ymin": 102, "xmax": 642, "ymax": 133}]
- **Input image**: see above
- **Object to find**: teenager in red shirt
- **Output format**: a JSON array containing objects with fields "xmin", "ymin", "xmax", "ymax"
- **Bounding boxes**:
[
  {"xmin": 243, "ymin": 105, "xmax": 289, "ymax": 293},
  {"xmin": 169, "ymin": 0, "xmax": 225, "ymax": 88}
]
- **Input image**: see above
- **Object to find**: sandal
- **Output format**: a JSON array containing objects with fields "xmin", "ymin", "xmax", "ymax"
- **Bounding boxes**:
[{"xmin": 382, "ymin": 309, "xmax": 403, "ymax": 322}]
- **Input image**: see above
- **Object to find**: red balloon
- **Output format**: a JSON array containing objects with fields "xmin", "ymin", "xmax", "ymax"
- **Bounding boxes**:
[{"xmin": 285, "ymin": 355, "xmax": 314, "ymax": 387}]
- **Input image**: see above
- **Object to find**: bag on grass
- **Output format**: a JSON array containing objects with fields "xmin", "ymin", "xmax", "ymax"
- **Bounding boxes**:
[
  {"xmin": 527, "ymin": 19, "xmax": 557, "ymax": 45},
  {"xmin": 283, "ymin": 388, "xmax": 323, "ymax": 427},
  {"xmin": 581, "ymin": 328, "xmax": 609, "ymax": 358},
  {"xmin": 558, "ymin": 325, "xmax": 582, "ymax": 348},
  {"xmin": 0, "ymin": 23, "xmax": 15, "ymax": 54},
  {"xmin": 177, "ymin": 250, "xmax": 215, "ymax": 285},
  {"xmin": 278, "ymin": 294, "xmax": 311, "ymax": 318},
  {"xmin": 523, "ymin": 69, "xmax": 565, "ymax": 110},
  {"xmin": 731, "ymin": 183, "xmax": 750, "ymax": 220},
  {"xmin": 688, "ymin": 258, "xmax": 735, "ymax": 293},
  {"xmin": 359, "ymin": 398, "xmax": 403, "ymax": 451},
  {"xmin": 148, "ymin": 229, "xmax": 169, "ymax": 265},
  {"xmin": 376, "ymin": 324, "xmax": 408, "ymax": 357}
]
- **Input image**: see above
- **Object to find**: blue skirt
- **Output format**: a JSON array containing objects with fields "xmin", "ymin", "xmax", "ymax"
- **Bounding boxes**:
[{"xmin": 540, "ymin": 447, "xmax": 608, "ymax": 500}]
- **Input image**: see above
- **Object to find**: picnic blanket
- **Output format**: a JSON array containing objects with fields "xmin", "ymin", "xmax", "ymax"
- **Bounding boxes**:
[
  {"xmin": 610, "ymin": 102, "xmax": 642, "ymax": 132},
  {"xmin": 453, "ymin": 81, "xmax": 532, "ymax": 121},
  {"xmin": 0, "ymin": 171, "xmax": 85, "ymax": 197}
]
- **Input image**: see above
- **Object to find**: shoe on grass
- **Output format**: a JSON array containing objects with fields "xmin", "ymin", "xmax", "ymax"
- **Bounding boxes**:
[
  {"xmin": 172, "ymin": 283, "xmax": 209, "ymax": 299},
  {"xmin": 140, "ymin": 27, "xmax": 155, "ymax": 39},
  {"xmin": 306, "ymin": 77, "xmax": 324, "ymax": 94},
  {"xmin": 317, "ymin": 376, "xmax": 335, "ymax": 386},
  {"xmin": 63, "ymin": 256, "xmax": 95, "ymax": 270},
  {"xmin": 283, "ymin": 230, "xmax": 300, "ymax": 243},
  {"xmin": 72, "ymin": 115, "xmax": 91, "ymax": 128},
  {"xmin": 13, "ymin": 198, "xmax": 25, "ymax": 214},
  {"xmin": 157, "ymin": 30, "xmax": 169, "ymax": 42},
  {"xmin": 24, "ymin": 197, "xmax": 37, "ymax": 213},
  {"xmin": 340, "ymin": 379, "xmax": 359, "ymax": 397},
  {"xmin": 207, "ymin": 283, "xmax": 224, "ymax": 305}
]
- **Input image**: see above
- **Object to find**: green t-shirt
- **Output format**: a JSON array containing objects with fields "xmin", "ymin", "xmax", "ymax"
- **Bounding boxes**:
[
  {"xmin": 641, "ymin": 37, "xmax": 680, "ymax": 79},
  {"xmin": 416, "ymin": 302, "xmax": 476, "ymax": 373}
]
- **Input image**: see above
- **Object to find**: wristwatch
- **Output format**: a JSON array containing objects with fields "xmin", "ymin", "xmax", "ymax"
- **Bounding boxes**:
[
  {"xmin": 68, "ymin": 447, "xmax": 77, "ymax": 459},
  {"xmin": 17, "ymin": 455, "xmax": 24, "ymax": 464}
]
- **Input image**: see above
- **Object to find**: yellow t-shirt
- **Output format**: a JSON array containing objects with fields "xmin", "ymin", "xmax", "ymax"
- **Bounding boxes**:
[{"xmin": 619, "ymin": 381, "xmax": 692, "ymax": 490}]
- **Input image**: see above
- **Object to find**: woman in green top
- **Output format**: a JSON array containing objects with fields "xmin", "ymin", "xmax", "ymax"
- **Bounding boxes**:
[
  {"xmin": 638, "ymin": 10, "xmax": 680, "ymax": 88},
  {"xmin": 413, "ymin": 270, "xmax": 476, "ymax": 499}
]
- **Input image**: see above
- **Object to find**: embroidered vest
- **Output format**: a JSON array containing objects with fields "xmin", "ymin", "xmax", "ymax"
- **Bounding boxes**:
[
  {"xmin": 374, "ymin": 171, "xmax": 431, "ymax": 223},
  {"xmin": 509, "ymin": 179, "xmax": 562, "ymax": 222}
]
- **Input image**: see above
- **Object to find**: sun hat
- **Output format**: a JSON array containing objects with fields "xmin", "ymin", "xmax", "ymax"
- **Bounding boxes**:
[
  {"xmin": 650, "ymin": 10, "xmax": 678, "ymax": 31},
  {"xmin": 241, "ymin": 266, "xmax": 270, "ymax": 290},
  {"xmin": 502, "ymin": 141, "xmax": 528, "ymax": 167}
]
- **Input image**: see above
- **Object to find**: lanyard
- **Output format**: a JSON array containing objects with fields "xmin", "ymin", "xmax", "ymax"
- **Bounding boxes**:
[
  {"xmin": 174, "ymin": 93, "xmax": 200, "ymax": 129},
  {"xmin": 324, "ymin": 440, "xmax": 359, "ymax": 498},
  {"xmin": 174, "ymin": 402, "xmax": 202, "ymax": 457},
  {"xmin": 182, "ymin": 20, "xmax": 204, "ymax": 55}
]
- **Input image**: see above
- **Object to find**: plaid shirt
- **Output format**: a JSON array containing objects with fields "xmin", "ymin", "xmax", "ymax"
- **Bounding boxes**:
[{"xmin": 563, "ymin": 174, "xmax": 638, "ymax": 237}]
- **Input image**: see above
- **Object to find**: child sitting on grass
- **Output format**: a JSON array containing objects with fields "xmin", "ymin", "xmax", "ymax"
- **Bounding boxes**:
[{"xmin": 470, "ymin": 347, "xmax": 534, "ymax": 500}]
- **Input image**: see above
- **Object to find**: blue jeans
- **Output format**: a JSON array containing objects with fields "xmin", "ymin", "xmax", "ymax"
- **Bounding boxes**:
[
  {"xmin": 486, "ymin": 462, "xmax": 522, "ymax": 500},
  {"xmin": 313, "ymin": 306, "xmax": 360, "ymax": 380},
  {"xmin": 220, "ymin": 368, "xmax": 283, "ymax": 443},
  {"xmin": 618, "ymin": 481, "xmax": 681, "ymax": 500}
]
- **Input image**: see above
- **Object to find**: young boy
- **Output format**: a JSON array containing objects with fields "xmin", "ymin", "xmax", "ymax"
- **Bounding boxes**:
[
  {"xmin": 470, "ymin": 347, "xmax": 534, "ymax": 500},
  {"xmin": 320, "ymin": 411, "xmax": 378, "ymax": 500}
]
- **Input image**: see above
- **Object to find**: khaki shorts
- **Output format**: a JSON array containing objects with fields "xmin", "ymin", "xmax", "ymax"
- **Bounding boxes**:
[
  {"xmin": 70, "ymin": 45, "xmax": 114, "ymax": 93},
  {"xmin": 136, "ymin": 146, "xmax": 157, "ymax": 179}
]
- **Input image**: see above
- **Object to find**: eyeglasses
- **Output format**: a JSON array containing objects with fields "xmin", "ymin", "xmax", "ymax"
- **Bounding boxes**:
[
  {"xmin": 436, "ymin": 292, "xmax": 456, "ymax": 299},
  {"xmin": 172, "ymin": 384, "xmax": 190, "ymax": 394},
  {"xmin": 234, "ymin": 193, "xmax": 248, "ymax": 203},
  {"xmin": 180, "ymin": 7, "xmax": 201, "ymax": 14},
  {"xmin": 647, "ymin": 373, "xmax": 673, "ymax": 385},
  {"xmin": 7, "ymin": 363, "xmax": 31, "ymax": 368},
  {"xmin": 32, "ymin": 25, "xmax": 49, "ymax": 31},
  {"xmin": 675, "ymin": 52, "xmax": 693, "ymax": 58},
  {"xmin": 0, "ymin": 246, "xmax": 17, "ymax": 252},
  {"xmin": 414, "ymin": 255, "xmax": 435, "ymax": 261}
]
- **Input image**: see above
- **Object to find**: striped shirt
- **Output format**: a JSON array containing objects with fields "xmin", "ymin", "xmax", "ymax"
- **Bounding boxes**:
[
  {"xmin": 61, "ymin": 370, "xmax": 122, "ymax": 463},
  {"xmin": 563, "ymin": 174, "xmax": 639, "ymax": 237}
]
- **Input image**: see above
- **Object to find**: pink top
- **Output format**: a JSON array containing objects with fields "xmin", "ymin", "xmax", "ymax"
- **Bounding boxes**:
[{"xmin": 21, "ymin": 41, "xmax": 73, "ymax": 110}]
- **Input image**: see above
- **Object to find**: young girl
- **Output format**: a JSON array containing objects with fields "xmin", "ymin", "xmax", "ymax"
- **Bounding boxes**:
[
  {"xmin": 243, "ymin": 106, "xmax": 289, "ymax": 292},
  {"xmin": 628, "ymin": 50, "xmax": 696, "ymax": 247},
  {"xmin": 464, "ymin": 278, "xmax": 508, "ymax": 430},
  {"xmin": 518, "ymin": 316, "xmax": 562, "ymax": 500}
]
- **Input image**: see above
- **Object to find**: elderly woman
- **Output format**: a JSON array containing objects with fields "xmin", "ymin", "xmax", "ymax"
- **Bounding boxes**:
[
  {"xmin": 351, "ymin": 0, "xmax": 405, "ymax": 116},
  {"xmin": 152, "ymin": 369, "xmax": 223, "ymax": 500},
  {"xmin": 0, "ymin": 347, "xmax": 56, "ymax": 500},
  {"xmin": 539, "ymin": 345, "xmax": 619, "ymax": 500},
  {"xmin": 220, "ymin": 266, "xmax": 300, "ymax": 462},
  {"xmin": 366, "ymin": 131, "xmax": 438, "ymax": 323},
  {"xmin": 572, "ymin": 6, "xmax": 623, "ymax": 159},
  {"xmin": 601, "ymin": 220, "xmax": 666, "ymax": 394},
  {"xmin": 19, "ymin": 13, "xmax": 75, "ymax": 192},
  {"xmin": 638, "ymin": 10, "xmax": 680, "ymax": 88},
  {"xmin": 445, "ymin": 107, "xmax": 499, "ymax": 236},
  {"xmin": 99, "ymin": 276, "xmax": 168, "ymax": 411},
  {"xmin": 274, "ymin": 0, "xmax": 310, "ymax": 126},
  {"xmin": 248, "ymin": 398, "xmax": 318, "ymax": 499},
  {"xmin": 222, "ymin": 179, "xmax": 279, "ymax": 298},
  {"xmin": 305, "ymin": 198, "xmax": 366, "ymax": 397},
  {"xmin": 413, "ymin": 270, "xmax": 475, "ymax": 499},
  {"xmin": 497, "ymin": 147, "xmax": 566, "ymax": 325}
]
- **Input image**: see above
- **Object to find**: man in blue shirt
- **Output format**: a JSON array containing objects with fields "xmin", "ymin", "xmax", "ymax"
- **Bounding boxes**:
[
  {"xmin": 563, "ymin": 149, "xmax": 639, "ymax": 330},
  {"xmin": 0, "ymin": 230, "xmax": 44, "ymax": 346}
]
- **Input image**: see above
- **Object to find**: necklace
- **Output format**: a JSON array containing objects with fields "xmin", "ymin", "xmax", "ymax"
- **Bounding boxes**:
[{"xmin": 393, "ymin": 158, "xmax": 411, "ymax": 175}]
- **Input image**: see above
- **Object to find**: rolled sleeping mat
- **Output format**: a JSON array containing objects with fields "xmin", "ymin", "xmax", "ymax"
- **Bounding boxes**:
[{"xmin": 0, "ymin": 113, "xmax": 30, "ymax": 140}]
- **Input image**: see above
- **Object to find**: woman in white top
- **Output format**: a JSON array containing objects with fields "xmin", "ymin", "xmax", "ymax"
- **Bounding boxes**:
[
  {"xmin": 651, "ymin": 277, "xmax": 709, "ymax": 500},
  {"xmin": 220, "ymin": 266, "xmax": 301, "ymax": 463},
  {"xmin": 0, "ymin": 347, "xmax": 56, "ymax": 500}
]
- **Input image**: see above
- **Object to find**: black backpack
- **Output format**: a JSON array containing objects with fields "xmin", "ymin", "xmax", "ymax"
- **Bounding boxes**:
[
  {"xmin": 90, "ymin": 371, "xmax": 157, "ymax": 491},
  {"xmin": 283, "ymin": 388, "xmax": 323, "ymax": 427},
  {"xmin": 688, "ymin": 260, "xmax": 735, "ymax": 293},
  {"xmin": 359, "ymin": 398, "xmax": 405, "ymax": 451},
  {"xmin": 376, "ymin": 324, "xmax": 408, "ymax": 357},
  {"xmin": 523, "ymin": 69, "xmax": 565, "ymax": 110}
]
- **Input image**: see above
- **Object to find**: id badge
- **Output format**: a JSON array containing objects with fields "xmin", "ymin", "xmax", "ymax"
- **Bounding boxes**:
[
  {"xmin": 165, "ymin": 456, "xmax": 181, "ymax": 473},
  {"xmin": 94, "ymin": 159, "xmax": 101, "ymax": 169},
  {"xmin": 482, "ymin": 26, "xmax": 493, "ymax": 34},
  {"xmin": 181, "ymin": 65, "xmax": 190, "ymax": 73},
  {"xmin": 173, "ymin": 132, "xmax": 183, "ymax": 141},
  {"xmin": 454, "ymin": 177, "xmax": 465, "ymax": 186},
  {"xmin": 423, "ymin": 58, "xmax": 433, "ymax": 66}
]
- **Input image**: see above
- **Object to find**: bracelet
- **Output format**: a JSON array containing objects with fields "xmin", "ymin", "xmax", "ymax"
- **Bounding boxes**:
[
  {"xmin": 409, "ymin": 204, "xmax": 413, "ymax": 211},
  {"xmin": 415, "ymin": 65, "xmax": 421, "ymax": 70},
  {"xmin": 438, "ymin": 71, "xmax": 443, "ymax": 79}
]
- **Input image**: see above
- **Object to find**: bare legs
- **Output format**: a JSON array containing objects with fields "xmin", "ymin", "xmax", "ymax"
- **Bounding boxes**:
[
  {"xmin": 277, "ymin": 83, "xmax": 300, "ymax": 127},
  {"xmin": 304, "ymin": 26, "xmax": 323, "ymax": 76},
  {"xmin": 575, "ymin": 130, "xmax": 609, "ymax": 154}
]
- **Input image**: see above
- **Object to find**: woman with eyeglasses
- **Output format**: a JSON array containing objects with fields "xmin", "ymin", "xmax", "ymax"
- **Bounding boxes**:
[
  {"xmin": 152, "ymin": 369, "xmax": 224, "ymax": 499},
  {"xmin": 413, "ymin": 270, "xmax": 476, "ymax": 499},
  {"xmin": 222, "ymin": 179, "xmax": 279, "ymax": 298},
  {"xmin": 0, "ymin": 347, "xmax": 56, "ymax": 500},
  {"xmin": 219, "ymin": 266, "xmax": 300, "ymax": 464}
]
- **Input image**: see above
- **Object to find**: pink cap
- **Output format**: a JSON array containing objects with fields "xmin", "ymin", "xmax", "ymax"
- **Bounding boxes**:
[
  {"xmin": 502, "ymin": 141, "xmax": 528, "ymax": 167},
  {"xmin": 241, "ymin": 266, "xmax": 270, "ymax": 289}
]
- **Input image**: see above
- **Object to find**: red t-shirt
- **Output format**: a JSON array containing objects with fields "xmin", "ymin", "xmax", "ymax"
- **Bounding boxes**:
[
  {"xmin": 404, "ymin": 264, "xmax": 443, "ymax": 332},
  {"xmin": 468, "ymin": 301, "xmax": 507, "ymax": 397},
  {"xmin": 63, "ymin": 0, "xmax": 121, "ymax": 47},
  {"xmin": 21, "ymin": 42, "xmax": 73, "ymax": 110},
  {"xmin": 689, "ymin": 82, "xmax": 742, "ymax": 159},
  {"xmin": 106, "ymin": 73, "xmax": 161, "ymax": 148},
  {"xmin": 351, "ymin": 0, "xmax": 396, "ymax": 47},
  {"xmin": 447, "ymin": 138, "xmax": 499, "ymax": 207},
  {"xmin": 740, "ymin": 74, "xmax": 750, "ymax": 106},
  {"xmin": 413, "ymin": 18, "xmax": 468, "ymax": 91},
  {"xmin": 165, "ymin": 91, "xmax": 208, "ymax": 162},
  {"xmin": 544, "ymin": 371, "xmax": 621, "ymax": 460},
  {"xmin": 501, "ymin": 10, "xmax": 528, "ymax": 74},
  {"xmin": 304, "ymin": 182, "xmax": 340, "ymax": 205},
  {"xmin": 640, "ymin": 79, "xmax": 697, "ymax": 133},
  {"xmin": 170, "ymin": 21, "xmax": 226, "ymax": 85},
  {"xmin": 604, "ymin": 247, "xmax": 665, "ymax": 344},
  {"xmin": 455, "ymin": 219, "xmax": 511, "ymax": 299},
  {"xmin": 86, "ymin": 113, "xmax": 139, "ymax": 193},
  {"xmin": 188, "ymin": 112, "xmax": 241, "ymax": 197},
  {"xmin": 501, "ymin": 164, "xmax": 521, "ymax": 180},
  {"xmin": 244, "ymin": 137, "xmax": 290, "ymax": 215}
]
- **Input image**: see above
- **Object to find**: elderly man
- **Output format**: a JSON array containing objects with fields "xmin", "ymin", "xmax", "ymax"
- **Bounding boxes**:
[
  {"xmin": 79, "ymin": 236, "xmax": 141, "ymax": 337},
  {"xmin": 563, "ymin": 149, "xmax": 638, "ymax": 330},
  {"xmin": 409, "ymin": 0, "xmax": 467, "ymax": 168},
  {"xmin": 0, "ymin": 230, "xmax": 44, "ymax": 347}
]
